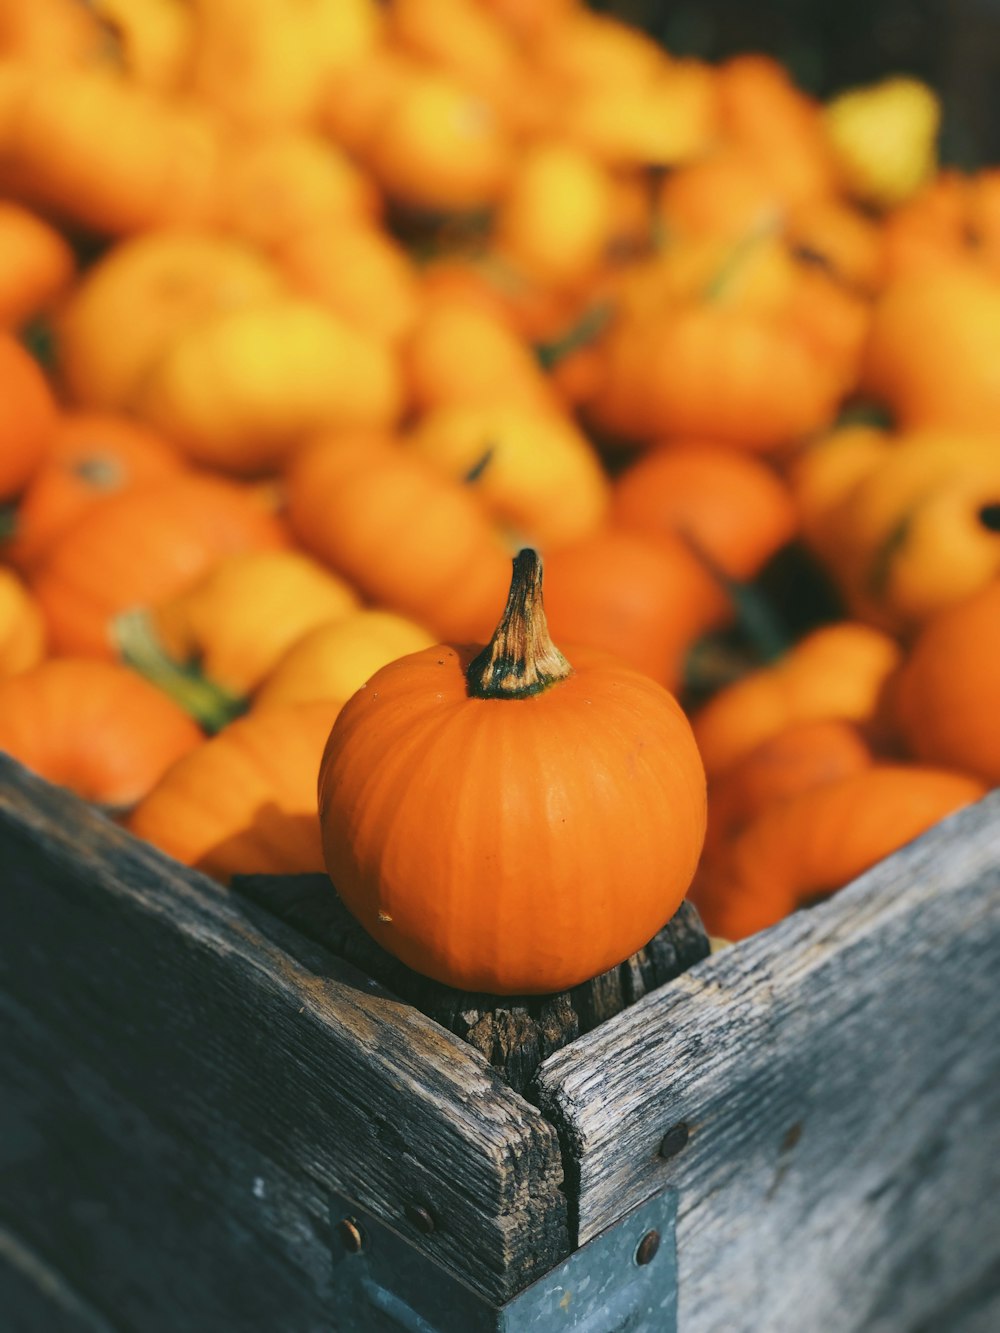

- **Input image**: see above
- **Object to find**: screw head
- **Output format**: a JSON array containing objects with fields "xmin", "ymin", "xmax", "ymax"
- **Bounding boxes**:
[
  {"xmin": 405, "ymin": 1204, "xmax": 436, "ymax": 1234},
  {"xmin": 337, "ymin": 1219, "xmax": 364, "ymax": 1253},
  {"xmin": 635, "ymin": 1230, "xmax": 660, "ymax": 1265},
  {"xmin": 658, "ymin": 1122, "xmax": 690, "ymax": 1160}
]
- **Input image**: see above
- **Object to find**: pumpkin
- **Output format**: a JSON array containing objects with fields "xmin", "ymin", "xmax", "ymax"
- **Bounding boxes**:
[
  {"xmin": 0, "ymin": 330, "xmax": 57, "ymax": 502},
  {"xmin": 0, "ymin": 566, "xmax": 46, "ymax": 677},
  {"xmin": 2, "ymin": 412, "xmax": 186, "ymax": 572},
  {"xmin": 128, "ymin": 700, "xmax": 342, "ymax": 881},
  {"xmin": 611, "ymin": 443, "xmax": 797, "ymax": 581},
  {"xmin": 131, "ymin": 296, "xmax": 403, "ymax": 474},
  {"xmin": 317, "ymin": 549, "xmax": 707, "ymax": 994},
  {"xmin": 55, "ymin": 231, "xmax": 284, "ymax": 412},
  {"xmin": 541, "ymin": 527, "xmax": 727, "ymax": 692},
  {"xmin": 404, "ymin": 402, "xmax": 610, "ymax": 550},
  {"xmin": 285, "ymin": 432, "xmax": 511, "ymax": 642},
  {"xmin": 692, "ymin": 622, "xmax": 902, "ymax": 778},
  {"xmin": 692, "ymin": 765, "xmax": 985, "ymax": 940},
  {"xmin": 0, "ymin": 658, "xmax": 202, "ymax": 810},
  {"xmin": 813, "ymin": 431, "xmax": 1000, "ymax": 632},
  {"xmin": 890, "ymin": 580, "xmax": 1000, "ymax": 786},
  {"xmin": 862, "ymin": 264, "xmax": 1000, "ymax": 434},
  {"xmin": 115, "ymin": 550, "xmax": 360, "ymax": 730},
  {"xmin": 31, "ymin": 473, "xmax": 288, "ymax": 659},
  {"xmin": 276, "ymin": 221, "xmax": 422, "ymax": 344},
  {"xmin": 493, "ymin": 140, "xmax": 615, "ymax": 290},
  {"xmin": 0, "ymin": 200, "xmax": 75, "ymax": 328},
  {"xmin": 823, "ymin": 77, "xmax": 940, "ymax": 210},
  {"xmin": 253, "ymin": 608, "xmax": 436, "ymax": 711}
]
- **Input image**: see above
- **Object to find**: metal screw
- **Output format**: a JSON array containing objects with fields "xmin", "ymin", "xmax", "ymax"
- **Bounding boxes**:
[
  {"xmin": 635, "ymin": 1230, "xmax": 660, "ymax": 1265},
  {"xmin": 658, "ymin": 1122, "xmax": 690, "ymax": 1160},
  {"xmin": 405, "ymin": 1204, "xmax": 436, "ymax": 1234},
  {"xmin": 337, "ymin": 1219, "xmax": 364, "ymax": 1253}
]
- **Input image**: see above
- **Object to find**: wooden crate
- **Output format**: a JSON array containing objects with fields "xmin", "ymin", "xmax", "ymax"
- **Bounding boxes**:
[{"xmin": 2, "ymin": 749, "xmax": 999, "ymax": 1332}]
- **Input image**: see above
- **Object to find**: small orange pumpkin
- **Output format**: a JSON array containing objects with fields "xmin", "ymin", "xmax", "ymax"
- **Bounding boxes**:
[
  {"xmin": 0, "ymin": 329, "xmax": 57, "ymax": 502},
  {"xmin": 0, "ymin": 566, "xmax": 46, "ymax": 677},
  {"xmin": 318, "ymin": 549, "xmax": 707, "ymax": 993},
  {"xmin": 0, "ymin": 200, "xmax": 75, "ymax": 328},
  {"xmin": 129, "ymin": 700, "xmax": 342, "ymax": 881},
  {"xmin": 0, "ymin": 657, "xmax": 203, "ymax": 810}
]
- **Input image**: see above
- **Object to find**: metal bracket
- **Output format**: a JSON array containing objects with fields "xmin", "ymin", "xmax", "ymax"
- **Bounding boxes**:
[{"xmin": 330, "ymin": 1188, "xmax": 677, "ymax": 1333}]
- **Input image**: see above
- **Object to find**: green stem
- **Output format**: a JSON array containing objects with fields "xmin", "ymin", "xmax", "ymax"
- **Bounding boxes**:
[
  {"xmin": 466, "ymin": 549, "xmax": 572, "ymax": 699},
  {"xmin": 535, "ymin": 303, "xmax": 613, "ymax": 370},
  {"xmin": 702, "ymin": 218, "xmax": 780, "ymax": 303},
  {"xmin": 113, "ymin": 608, "xmax": 247, "ymax": 734},
  {"xmin": 0, "ymin": 504, "xmax": 18, "ymax": 542}
]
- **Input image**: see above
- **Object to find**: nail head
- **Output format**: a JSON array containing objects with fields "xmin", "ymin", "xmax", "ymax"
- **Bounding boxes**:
[
  {"xmin": 405, "ymin": 1204, "xmax": 436, "ymax": 1234},
  {"xmin": 659, "ymin": 1122, "xmax": 690, "ymax": 1160},
  {"xmin": 635, "ymin": 1229, "xmax": 660, "ymax": 1265}
]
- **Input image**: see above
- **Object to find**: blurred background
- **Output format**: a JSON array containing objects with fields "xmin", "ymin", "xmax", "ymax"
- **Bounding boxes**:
[{"xmin": 602, "ymin": 0, "xmax": 1000, "ymax": 164}]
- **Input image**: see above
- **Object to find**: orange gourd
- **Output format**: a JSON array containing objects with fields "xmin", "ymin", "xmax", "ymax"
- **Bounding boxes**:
[
  {"xmin": 692, "ymin": 622, "xmax": 902, "ymax": 778},
  {"xmin": 0, "ymin": 330, "xmax": 57, "ymax": 501},
  {"xmin": 2, "ymin": 412, "xmax": 186, "ymax": 572},
  {"xmin": 0, "ymin": 567, "xmax": 46, "ymax": 676},
  {"xmin": 611, "ymin": 443, "xmax": 797, "ymax": 581},
  {"xmin": 253, "ymin": 609, "xmax": 436, "ymax": 711},
  {"xmin": 890, "ymin": 581, "xmax": 1000, "ymax": 786},
  {"xmin": 0, "ymin": 658, "xmax": 202, "ymax": 810},
  {"xmin": 318, "ymin": 549, "xmax": 707, "ymax": 993},
  {"xmin": 692, "ymin": 765, "xmax": 985, "ymax": 940},
  {"xmin": 115, "ymin": 551, "xmax": 360, "ymax": 730},
  {"xmin": 129, "ymin": 700, "xmax": 342, "ymax": 881},
  {"xmin": 31, "ymin": 473, "xmax": 288, "ymax": 659},
  {"xmin": 0, "ymin": 201, "xmax": 75, "ymax": 327},
  {"xmin": 539, "ymin": 528, "xmax": 726, "ymax": 692},
  {"xmin": 285, "ymin": 432, "xmax": 511, "ymax": 642}
]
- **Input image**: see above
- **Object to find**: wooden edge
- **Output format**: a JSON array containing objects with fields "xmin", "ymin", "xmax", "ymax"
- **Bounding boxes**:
[
  {"xmin": 533, "ymin": 791, "xmax": 1000, "ymax": 1332},
  {"xmin": 0, "ymin": 755, "xmax": 568, "ymax": 1317}
]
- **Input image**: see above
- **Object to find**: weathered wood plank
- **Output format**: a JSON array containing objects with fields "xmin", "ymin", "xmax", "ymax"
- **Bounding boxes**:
[
  {"xmin": 534, "ymin": 791, "xmax": 1000, "ymax": 1333},
  {"xmin": 0, "ymin": 1225, "xmax": 118, "ymax": 1333},
  {"xmin": 0, "ymin": 755, "xmax": 568, "ymax": 1329},
  {"xmin": 234, "ymin": 873, "xmax": 710, "ymax": 1093}
]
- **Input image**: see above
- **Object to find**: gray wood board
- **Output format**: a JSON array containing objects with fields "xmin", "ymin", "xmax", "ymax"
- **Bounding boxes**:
[
  {"xmin": 234, "ymin": 872, "xmax": 710, "ymax": 1093},
  {"xmin": 534, "ymin": 790, "xmax": 1000, "ymax": 1333},
  {"xmin": 0, "ymin": 755, "xmax": 569, "ymax": 1330}
]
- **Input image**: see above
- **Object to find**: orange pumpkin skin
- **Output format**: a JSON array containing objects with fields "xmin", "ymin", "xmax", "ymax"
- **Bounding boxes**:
[
  {"xmin": 318, "ymin": 640, "xmax": 706, "ymax": 995},
  {"xmin": 891, "ymin": 581, "xmax": 1000, "ymax": 786},
  {"xmin": 693, "ymin": 765, "xmax": 985, "ymax": 940},
  {"xmin": 0, "ymin": 658, "xmax": 203, "ymax": 809},
  {"xmin": 0, "ymin": 566, "xmax": 46, "ymax": 676},
  {"xmin": 3, "ymin": 412, "xmax": 186, "ymax": 572},
  {"xmin": 129, "ymin": 700, "xmax": 342, "ymax": 882},
  {"xmin": 0, "ymin": 331, "xmax": 57, "ymax": 501},
  {"xmin": 0, "ymin": 200, "xmax": 75, "ymax": 327},
  {"xmin": 611, "ymin": 443, "xmax": 797, "ymax": 581},
  {"xmin": 31, "ymin": 474, "xmax": 288, "ymax": 659}
]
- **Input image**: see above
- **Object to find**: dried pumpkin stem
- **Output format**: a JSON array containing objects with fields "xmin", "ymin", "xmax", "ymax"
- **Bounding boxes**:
[{"xmin": 466, "ymin": 549, "xmax": 572, "ymax": 699}]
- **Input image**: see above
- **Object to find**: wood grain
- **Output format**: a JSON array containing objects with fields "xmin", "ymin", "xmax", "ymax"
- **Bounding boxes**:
[
  {"xmin": 0, "ymin": 755, "xmax": 568, "ymax": 1330},
  {"xmin": 534, "ymin": 790, "xmax": 1000, "ymax": 1333},
  {"xmin": 234, "ymin": 873, "xmax": 710, "ymax": 1094}
]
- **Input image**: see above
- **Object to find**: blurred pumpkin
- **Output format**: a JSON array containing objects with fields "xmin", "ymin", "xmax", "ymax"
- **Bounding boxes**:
[
  {"xmin": 0, "ymin": 201, "xmax": 75, "ymax": 328},
  {"xmin": 0, "ymin": 566, "xmax": 46, "ymax": 676},
  {"xmin": 0, "ymin": 330, "xmax": 57, "ymax": 502},
  {"xmin": 823, "ymin": 76, "xmax": 940, "ymax": 211},
  {"xmin": 0, "ymin": 657, "xmax": 203, "ymax": 810},
  {"xmin": 128, "ymin": 700, "xmax": 342, "ymax": 881}
]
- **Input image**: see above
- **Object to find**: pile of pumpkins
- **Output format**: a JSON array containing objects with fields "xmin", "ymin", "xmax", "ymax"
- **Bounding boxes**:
[{"xmin": 0, "ymin": 0, "xmax": 998, "ymax": 992}]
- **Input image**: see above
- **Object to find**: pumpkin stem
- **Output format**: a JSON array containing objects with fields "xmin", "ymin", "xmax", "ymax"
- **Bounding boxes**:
[
  {"xmin": 702, "ymin": 217, "xmax": 780, "ymax": 303},
  {"xmin": 466, "ymin": 549, "xmax": 572, "ymax": 699},
  {"xmin": 113, "ymin": 607, "xmax": 247, "ymax": 734},
  {"xmin": 535, "ymin": 302, "xmax": 613, "ymax": 369},
  {"xmin": 0, "ymin": 503, "xmax": 17, "ymax": 542}
]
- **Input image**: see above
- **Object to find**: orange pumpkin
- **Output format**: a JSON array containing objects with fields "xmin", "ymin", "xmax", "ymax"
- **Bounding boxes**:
[
  {"xmin": 404, "ymin": 402, "xmax": 610, "ymax": 550},
  {"xmin": 862, "ymin": 263, "xmax": 1000, "ymax": 433},
  {"xmin": 692, "ymin": 622, "xmax": 902, "ymax": 778},
  {"xmin": 890, "ymin": 580, "xmax": 1000, "ymax": 786},
  {"xmin": 253, "ymin": 609, "xmax": 436, "ymax": 711},
  {"xmin": 692, "ymin": 765, "xmax": 984, "ymax": 940},
  {"xmin": 0, "ymin": 200, "xmax": 75, "ymax": 327},
  {"xmin": 129, "ymin": 700, "xmax": 342, "ymax": 881},
  {"xmin": 0, "ymin": 331, "xmax": 57, "ymax": 502},
  {"xmin": 285, "ymin": 432, "xmax": 511, "ymax": 642},
  {"xmin": 318, "ymin": 549, "xmax": 707, "ymax": 993},
  {"xmin": 31, "ymin": 473, "xmax": 288, "ymax": 659},
  {"xmin": 2, "ymin": 412, "xmax": 186, "ymax": 572},
  {"xmin": 115, "ymin": 550, "xmax": 360, "ymax": 730},
  {"xmin": 0, "ymin": 657, "xmax": 203, "ymax": 810},
  {"xmin": 0, "ymin": 566, "xmax": 46, "ymax": 676},
  {"xmin": 611, "ymin": 443, "xmax": 797, "ymax": 581},
  {"xmin": 541, "ymin": 527, "xmax": 727, "ymax": 692}
]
